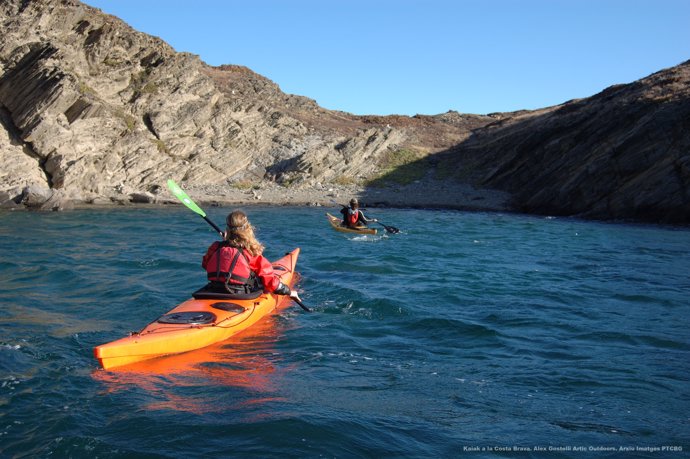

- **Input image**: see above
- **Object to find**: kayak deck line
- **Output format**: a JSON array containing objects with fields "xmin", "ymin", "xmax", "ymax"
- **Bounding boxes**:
[{"xmin": 127, "ymin": 303, "xmax": 257, "ymax": 335}]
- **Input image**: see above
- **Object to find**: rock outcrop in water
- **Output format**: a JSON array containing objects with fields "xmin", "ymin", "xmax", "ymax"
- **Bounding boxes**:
[{"xmin": 0, "ymin": 0, "xmax": 688, "ymax": 223}]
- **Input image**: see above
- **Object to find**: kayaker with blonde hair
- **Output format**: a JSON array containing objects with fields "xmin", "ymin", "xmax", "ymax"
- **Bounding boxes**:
[{"xmin": 202, "ymin": 210, "xmax": 301, "ymax": 301}]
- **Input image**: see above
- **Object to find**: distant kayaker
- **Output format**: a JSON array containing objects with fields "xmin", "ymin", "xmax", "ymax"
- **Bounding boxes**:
[
  {"xmin": 202, "ymin": 210, "xmax": 301, "ymax": 301},
  {"xmin": 340, "ymin": 198, "xmax": 377, "ymax": 229}
]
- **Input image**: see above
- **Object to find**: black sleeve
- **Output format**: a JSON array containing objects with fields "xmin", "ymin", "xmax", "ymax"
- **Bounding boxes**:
[{"xmin": 273, "ymin": 282, "xmax": 291, "ymax": 295}]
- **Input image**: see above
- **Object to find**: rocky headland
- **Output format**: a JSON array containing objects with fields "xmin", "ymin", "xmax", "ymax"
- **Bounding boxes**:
[{"xmin": 1, "ymin": 0, "xmax": 688, "ymax": 223}]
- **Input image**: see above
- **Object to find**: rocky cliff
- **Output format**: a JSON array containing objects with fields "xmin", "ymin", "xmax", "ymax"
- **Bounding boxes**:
[
  {"xmin": 428, "ymin": 61, "xmax": 690, "ymax": 223},
  {"xmin": 0, "ymin": 0, "xmax": 492, "ymax": 210},
  {"xmin": 1, "ymin": 0, "xmax": 688, "ymax": 224}
]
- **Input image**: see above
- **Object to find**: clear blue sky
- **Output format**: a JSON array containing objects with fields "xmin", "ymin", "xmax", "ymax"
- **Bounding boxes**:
[{"xmin": 82, "ymin": 0, "xmax": 690, "ymax": 116}]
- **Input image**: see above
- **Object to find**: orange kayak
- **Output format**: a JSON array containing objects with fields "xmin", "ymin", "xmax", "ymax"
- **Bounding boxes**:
[{"xmin": 94, "ymin": 248, "xmax": 300, "ymax": 370}]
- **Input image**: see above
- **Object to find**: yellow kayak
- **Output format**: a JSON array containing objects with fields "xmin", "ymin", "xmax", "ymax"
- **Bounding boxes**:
[
  {"xmin": 326, "ymin": 212, "xmax": 377, "ymax": 235},
  {"xmin": 94, "ymin": 248, "xmax": 300, "ymax": 370}
]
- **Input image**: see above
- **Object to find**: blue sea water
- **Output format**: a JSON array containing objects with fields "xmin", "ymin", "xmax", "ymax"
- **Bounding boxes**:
[{"xmin": 0, "ymin": 206, "xmax": 689, "ymax": 458}]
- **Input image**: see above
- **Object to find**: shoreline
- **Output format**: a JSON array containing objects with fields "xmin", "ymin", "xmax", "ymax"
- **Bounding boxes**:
[
  {"xmin": 4, "ymin": 184, "xmax": 690, "ymax": 228},
  {"xmin": 2, "ymin": 181, "xmax": 514, "ymax": 213},
  {"xmin": 167, "ymin": 181, "xmax": 514, "ymax": 212}
]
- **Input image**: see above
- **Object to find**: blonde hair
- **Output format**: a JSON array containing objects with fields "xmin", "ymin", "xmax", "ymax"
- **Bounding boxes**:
[{"xmin": 224, "ymin": 210, "xmax": 264, "ymax": 256}]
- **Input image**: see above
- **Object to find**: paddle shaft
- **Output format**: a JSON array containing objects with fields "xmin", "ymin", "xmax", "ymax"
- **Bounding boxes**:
[
  {"xmin": 375, "ymin": 220, "xmax": 400, "ymax": 234},
  {"xmin": 203, "ymin": 216, "xmax": 223, "ymax": 237},
  {"xmin": 293, "ymin": 297, "xmax": 312, "ymax": 312}
]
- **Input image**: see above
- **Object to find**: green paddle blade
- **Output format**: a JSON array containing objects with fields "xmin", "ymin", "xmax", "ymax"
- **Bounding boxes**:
[{"xmin": 167, "ymin": 179, "xmax": 206, "ymax": 217}]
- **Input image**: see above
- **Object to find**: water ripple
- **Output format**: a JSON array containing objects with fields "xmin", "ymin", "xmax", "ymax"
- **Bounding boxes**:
[{"xmin": 1, "ymin": 207, "xmax": 689, "ymax": 457}]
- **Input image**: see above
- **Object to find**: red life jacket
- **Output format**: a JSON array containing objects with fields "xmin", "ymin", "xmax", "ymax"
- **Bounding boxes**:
[
  {"xmin": 346, "ymin": 208, "xmax": 359, "ymax": 226},
  {"xmin": 204, "ymin": 242, "xmax": 254, "ymax": 286}
]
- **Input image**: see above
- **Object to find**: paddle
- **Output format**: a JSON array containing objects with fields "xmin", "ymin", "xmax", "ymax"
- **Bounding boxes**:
[
  {"xmin": 375, "ymin": 221, "xmax": 400, "ymax": 234},
  {"xmin": 330, "ymin": 199, "xmax": 400, "ymax": 234},
  {"xmin": 166, "ymin": 179, "xmax": 311, "ymax": 312},
  {"xmin": 167, "ymin": 179, "xmax": 223, "ymax": 237},
  {"xmin": 292, "ymin": 297, "xmax": 312, "ymax": 312}
]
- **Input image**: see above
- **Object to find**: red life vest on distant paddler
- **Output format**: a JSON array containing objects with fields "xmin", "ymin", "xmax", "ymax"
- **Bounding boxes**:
[{"xmin": 346, "ymin": 208, "xmax": 359, "ymax": 226}]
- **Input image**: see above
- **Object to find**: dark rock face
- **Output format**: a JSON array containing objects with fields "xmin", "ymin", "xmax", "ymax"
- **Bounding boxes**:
[
  {"xmin": 432, "ymin": 61, "xmax": 690, "ymax": 224},
  {"xmin": 0, "ymin": 0, "xmax": 688, "ymax": 224}
]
